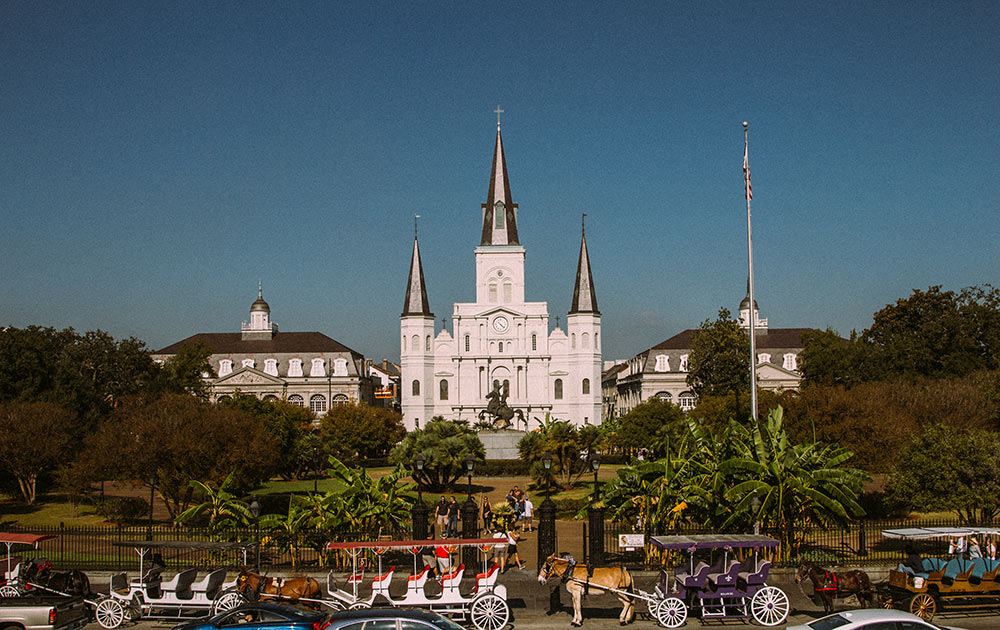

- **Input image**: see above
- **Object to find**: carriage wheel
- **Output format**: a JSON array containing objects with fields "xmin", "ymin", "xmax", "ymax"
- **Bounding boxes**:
[
  {"xmin": 654, "ymin": 597, "xmax": 687, "ymax": 628},
  {"xmin": 212, "ymin": 589, "xmax": 246, "ymax": 615},
  {"xmin": 470, "ymin": 593, "xmax": 510, "ymax": 630},
  {"xmin": 750, "ymin": 586, "xmax": 789, "ymax": 626},
  {"xmin": 95, "ymin": 598, "xmax": 126, "ymax": 629},
  {"xmin": 348, "ymin": 601, "xmax": 371, "ymax": 610},
  {"xmin": 0, "ymin": 585, "xmax": 21, "ymax": 598},
  {"xmin": 909, "ymin": 593, "xmax": 936, "ymax": 621}
]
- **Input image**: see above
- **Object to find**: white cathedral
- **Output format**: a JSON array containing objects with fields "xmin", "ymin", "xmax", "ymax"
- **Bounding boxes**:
[{"xmin": 400, "ymin": 123, "xmax": 602, "ymax": 431}]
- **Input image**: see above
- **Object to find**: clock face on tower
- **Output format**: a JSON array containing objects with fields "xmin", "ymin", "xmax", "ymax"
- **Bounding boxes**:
[{"xmin": 493, "ymin": 316, "xmax": 509, "ymax": 333}]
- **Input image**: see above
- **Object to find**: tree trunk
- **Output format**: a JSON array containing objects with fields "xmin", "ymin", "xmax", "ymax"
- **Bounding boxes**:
[{"xmin": 17, "ymin": 473, "xmax": 37, "ymax": 505}]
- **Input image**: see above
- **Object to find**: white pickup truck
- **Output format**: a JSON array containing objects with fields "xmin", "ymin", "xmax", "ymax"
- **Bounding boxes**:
[{"xmin": 0, "ymin": 595, "xmax": 89, "ymax": 630}]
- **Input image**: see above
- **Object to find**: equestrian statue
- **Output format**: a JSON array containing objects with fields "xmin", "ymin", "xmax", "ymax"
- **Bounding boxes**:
[{"xmin": 478, "ymin": 382, "xmax": 525, "ymax": 430}]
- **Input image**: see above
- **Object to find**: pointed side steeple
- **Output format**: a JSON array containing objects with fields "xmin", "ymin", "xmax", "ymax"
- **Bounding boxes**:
[
  {"xmin": 569, "ymin": 218, "xmax": 599, "ymax": 314},
  {"xmin": 480, "ymin": 123, "xmax": 519, "ymax": 246},
  {"xmin": 402, "ymin": 235, "xmax": 433, "ymax": 317}
]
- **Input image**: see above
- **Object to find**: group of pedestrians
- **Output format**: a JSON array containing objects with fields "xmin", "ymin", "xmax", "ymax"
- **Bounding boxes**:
[
  {"xmin": 434, "ymin": 496, "xmax": 461, "ymax": 538},
  {"xmin": 504, "ymin": 485, "xmax": 534, "ymax": 531}
]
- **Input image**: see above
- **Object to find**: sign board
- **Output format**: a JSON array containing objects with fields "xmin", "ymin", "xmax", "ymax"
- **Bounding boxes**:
[
  {"xmin": 618, "ymin": 534, "xmax": 645, "ymax": 550},
  {"xmin": 375, "ymin": 388, "xmax": 393, "ymax": 399}
]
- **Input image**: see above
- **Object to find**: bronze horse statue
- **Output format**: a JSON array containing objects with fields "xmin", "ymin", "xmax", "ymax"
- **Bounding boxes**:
[
  {"xmin": 236, "ymin": 567, "xmax": 321, "ymax": 605},
  {"xmin": 21, "ymin": 560, "xmax": 91, "ymax": 598},
  {"xmin": 479, "ymin": 385, "xmax": 525, "ymax": 430},
  {"xmin": 795, "ymin": 560, "xmax": 874, "ymax": 613},
  {"xmin": 538, "ymin": 553, "xmax": 635, "ymax": 627}
]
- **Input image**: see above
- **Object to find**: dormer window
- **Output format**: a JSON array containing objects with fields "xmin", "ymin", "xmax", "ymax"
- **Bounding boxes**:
[
  {"xmin": 494, "ymin": 201, "xmax": 505, "ymax": 228},
  {"xmin": 241, "ymin": 358, "xmax": 255, "ymax": 369},
  {"xmin": 783, "ymin": 353, "xmax": 798, "ymax": 370},
  {"xmin": 679, "ymin": 354, "xmax": 689, "ymax": 372},
  {"xmin": 758, "ymin": 353, "xmax": 771, "ymax": 365},
  {"xmin": 288, "ymin": 359, "xmax": 303, "ymax": 377},
  {"xmin": 333, "ymin": 358, "xmax": 348, "ymax": 376},
  {"xmin": 310, "ymin": 358, "xmax": 326, "ymax": 377},
  {"xmin": 655, "ymin": 355, "xmax": 669, "ymax": 372},
  {"xmin": 264, "ymin": 359, "xmax": 278, "ymax": 376},
  {"xmin": 219, "ymin": 359, "xmax": 232, "ymax": 376}
]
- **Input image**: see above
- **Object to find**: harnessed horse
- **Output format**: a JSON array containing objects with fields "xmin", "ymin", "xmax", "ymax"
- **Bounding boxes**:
[
  {"xmin": 538, "ymin": 553, "xmax": 635, "ymax": 627},
  {"xmin": 794, "ymin": 560, "xmax": 874, "ymax": 613},
  {"xmin": 21, "ymin": 559, "xmax": 91, "ymax": 598},
  {"xmin": 236, "ymin": 567, "xmax": 321, "ymax": 605}
]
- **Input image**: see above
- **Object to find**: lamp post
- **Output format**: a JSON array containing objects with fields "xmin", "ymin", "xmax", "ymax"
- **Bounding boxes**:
[
  {"xmin": 587, "ymin": 452, "xmax": 604, "ymax": 566},
  {"xmin": 147, "ymin": 472, "xmax": 156, "ymax": 541},
  {"xmin": 538, "ymin": 453, "xmax": 556, "ymax": 570},
  {"xmin": 411, "ymin": 453, "xmax": 428, "ymax": 541},
  {"xmin": 461, "ymin": 454, "xmax": 478, "ymax": 565},
  {"xmin": 750, "ymin": 492, "xmax": 761, "ymax": 536},
  {"xmin": 312, "ymin": 446, "xmax": 319, "ymax": 494},
  {"xmin": 250, "ymin": 498, "xmax": 261, "ymax": 572}
]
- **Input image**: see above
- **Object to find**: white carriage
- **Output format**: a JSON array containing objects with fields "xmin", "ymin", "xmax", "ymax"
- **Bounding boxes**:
[
  {"xmin": 0, "ymin": 533, "xmax": 58, "ymax": 598},
  {"xmin": 317, "ymin": 538, "xmax": 510, "ymax": 630},
  {"xmin": 93, "ymin": 540, "xmax": 257, "ymax": 629}
]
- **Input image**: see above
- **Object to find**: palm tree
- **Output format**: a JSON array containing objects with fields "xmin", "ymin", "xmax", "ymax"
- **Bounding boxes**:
[
  {"xmin": 326, "ymin": 456, "xmax": 413, "ymax": 537},
  {"xmin": 175, "ymin": 471, "xmax": 251, "ymax": 532}
]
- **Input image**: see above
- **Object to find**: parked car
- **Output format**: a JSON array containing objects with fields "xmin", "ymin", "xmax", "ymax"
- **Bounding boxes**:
[
  {"xmin": 0, "ymin": 594, "xmax": 89, "ymax": 630},
  {"xmin": 787, "ymin": 608, "xmax": 967, "ymax": 630},
  {"xmin": 173, "ymin": 602, "xmax": 328, "ymax": 630},
  {"xmin": 324, "ymin": 608, "xmax": 468, "ymax": 630}
]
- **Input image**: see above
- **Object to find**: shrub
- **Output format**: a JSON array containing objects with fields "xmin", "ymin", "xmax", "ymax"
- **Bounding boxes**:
[{"xmin": 96, "ymin": 496, "xmax": 150, "ymax": 523}]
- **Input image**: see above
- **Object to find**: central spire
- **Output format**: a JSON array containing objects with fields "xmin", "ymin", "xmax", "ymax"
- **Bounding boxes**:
[{"xmin": 481, "ymin": 122, "xmax": 519, "ymax": 246}]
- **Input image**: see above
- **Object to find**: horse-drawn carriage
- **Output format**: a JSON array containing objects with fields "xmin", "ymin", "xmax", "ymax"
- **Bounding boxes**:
[
  {"xmin": 0, "ymin": 533, "xmax": 93, "ymax": 602},
  {"xmin": 538, "ymin": 534, "xmax": 788, "ymax": 628},
  {"xmin": 882, "ymin": 526, "xmax": 1000, "ymax": 622},
  {"xmin": 92, "ymin": 539, "xmax": 257, "ymax": 629}
]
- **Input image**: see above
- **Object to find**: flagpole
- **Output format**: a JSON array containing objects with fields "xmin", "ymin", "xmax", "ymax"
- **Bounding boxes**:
[{"xmin": 743, "ymin": 121, "xmax": 758, "ymax": 423}]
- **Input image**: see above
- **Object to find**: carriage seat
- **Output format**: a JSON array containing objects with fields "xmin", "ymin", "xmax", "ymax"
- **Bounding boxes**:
[
  {"xmin": 921, "ymin": 557, "xmax": 946, "ymax": 578},
  {"xmin": 370, "ymin": 567, "xmax": 395, "ymax": 599},
  {"xmin": 472, "ymin": 564, "xmax": 500, "ymax": 596},
  {"xmin": 942, "ymin": 557, "xmax": 973, "ymax": 585},
  {"xmin": 156, "ymin": 568, "xmax": 197, "ymax": 600},
  {"xmin": 737, "ymin": 560, "xmax": 771, "ymax": 588},
  {"xmin": 674, "ymin": 562, "xmax": 711, "ymax": 590},
  {"xmin": 406, "ymin": 566, "xmax": 431, "ymax": 592},
  {"xmin": 708, "ymin": 562, "xmax": 741, "ymax": 590},
  {"xmin": 969, "ymin": 558, "xmax": 1000, "ymax": 583},
  {"xmin": 440, "ymin": 564, "xmax": 464, "ymax": 592},
  {"xmin": 110, "ymin": 572, "xmax": 129, "ymax": 594},
  {"xmin": 191, "ymin": 569, "xmax": 227, "ymax": 601},
  {"xmin": 3, "ymin": 556, "xmax": 24, "ymax": 580},
  {"xmin": 347, "ymin": 564, "xmax": 366, "ymax": 586}
]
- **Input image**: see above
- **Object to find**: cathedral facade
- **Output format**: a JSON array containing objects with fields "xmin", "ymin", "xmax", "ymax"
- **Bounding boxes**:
[{"xmin": 400, "ymin": 124, "xmax": 602, "ymax": 431}]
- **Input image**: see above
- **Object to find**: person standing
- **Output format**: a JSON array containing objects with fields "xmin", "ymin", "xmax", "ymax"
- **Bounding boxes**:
[
  {"xmin": 481, "ymin": 495, "xmax": 493, "ymax": 530},
  {"xmin": 436, "ymin": 542, "xmax": 451, "ymax": 575},
  {"xmin": 447, "ymin": 496, "xmax": 460, "ymax": 538},
  {"xmin": 435, "ymin": 497, "xmax": 449, "ymax": 537},
  {"xmin": 522, "ymin": 494, "xmax": 534, "ymax": 532},
  {"xmin": 505, "ymin": 525, "xmax": 524, "ymax": 571}
]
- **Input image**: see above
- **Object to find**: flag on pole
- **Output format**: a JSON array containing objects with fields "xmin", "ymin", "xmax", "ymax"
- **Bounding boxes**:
[{"xmin": 743, "ymin": 136, "xmax": 752, "ymax": 200}]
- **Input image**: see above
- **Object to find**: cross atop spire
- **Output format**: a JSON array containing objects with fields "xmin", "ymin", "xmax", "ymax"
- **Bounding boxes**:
[
  {"xmin": 481, "ymin": 123, "xmax": 519, "ymax": 245},
  {"xmin": 493, "ymin": 105, "xmax": 504, "ymax": 128}
]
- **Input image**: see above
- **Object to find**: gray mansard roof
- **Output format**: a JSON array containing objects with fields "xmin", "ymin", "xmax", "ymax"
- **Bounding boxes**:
[
  {"xmin": 156, "ymin": 332, "xmax": 363, "ymax": 359},
  {"xmin": 650, "ymin": 327, "xmax": 813, "ymax": 352}
]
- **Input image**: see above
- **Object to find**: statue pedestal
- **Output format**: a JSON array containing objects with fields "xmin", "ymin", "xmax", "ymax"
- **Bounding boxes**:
[{"xmin": 478, "ymin": 431, "xmax": 526, "ymax": 460}]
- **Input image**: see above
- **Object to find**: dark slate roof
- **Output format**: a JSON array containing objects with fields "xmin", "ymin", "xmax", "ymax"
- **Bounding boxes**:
[
  {"xmin": 569, "ymin": 229, "xmax": 599, "ymax": 315},
  {"xmin": 402, "ymin": 235, "xmax": 433, "ymax": 317},
  {"xmin": 155, "ymin": 332, "xmax": 362, "ymax": 357},
  {"xmin": 651, "ymin": 327, "xmax": 815, "ymax": 351},
  {"xmin": 480, "ymin": 125, "xmax": 519, "ymax": 245}
]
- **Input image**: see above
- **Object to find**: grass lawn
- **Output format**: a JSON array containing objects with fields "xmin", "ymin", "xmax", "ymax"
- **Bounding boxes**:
[{"xmin": 0, "ymin": 493, "xmax": 107, "ymax": 527}]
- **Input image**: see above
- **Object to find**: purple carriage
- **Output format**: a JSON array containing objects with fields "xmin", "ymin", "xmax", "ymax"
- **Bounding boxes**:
[{"xmin": 648, "ymin": 534, "xmax": 789, "ymax": 627}]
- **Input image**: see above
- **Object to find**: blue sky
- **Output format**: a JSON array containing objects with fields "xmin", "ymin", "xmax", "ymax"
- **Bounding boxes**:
[{"xmin": 1, "ymin": 2, "xmax": 997, "ymax": 363}]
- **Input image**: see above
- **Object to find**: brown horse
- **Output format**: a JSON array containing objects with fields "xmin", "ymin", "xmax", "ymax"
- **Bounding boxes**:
[
  {"xmin": 538, "ymin": 553, "xmax": 635, "ymax": 627},
  {"xmin": 236, "ymin": 567, "xmax": 321, "ymax": 605},
  {"xmin": 794, "ymin": 561, "xmax": 874, "ymax": 613}
]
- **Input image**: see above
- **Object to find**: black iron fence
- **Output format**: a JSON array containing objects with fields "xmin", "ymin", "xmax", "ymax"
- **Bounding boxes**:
[
  {"xmin": 0, "ymin": 523, "xmax": 408, "ymax": 571},
  {"xmin": 600, "ymin": 517, "xmax": 995, "ymax": 569}
]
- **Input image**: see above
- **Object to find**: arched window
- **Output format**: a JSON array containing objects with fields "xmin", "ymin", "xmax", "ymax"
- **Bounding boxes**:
[
  {"xmin": 655, "ymin": 355, "xmax": 669, "ymax": 372},
  {"xmin": 678, "ymin": 391, "xmax": 697, "ymax": 411},
  {"xmin": 595, "ymin": 333, "xmax": 599, "ymax": 349},
  {"xmin": 498, "ymin": 342, "xmax": 504, "ymax": 352},
  {"xmin": 571, "ymin": 334, "xmax": 576, "ymax": 349},
  {"xmin": 582, "ymin": 378, "xmax": 590, "ymax": 395},
  {"xmin": 217, "ymin": 395, "xmax": 232, "ymax": 403},
  {"xmin": 531, "ymin": 333, "xmax": 537, "ymax": 351},
  {"xmin": 412, "ymin": 380, "xmax": 420, "ymax": 396},
  {"xmin": 425, "ymin": 335, "xmax": 431, "ymax": 351},
  {"xmin": 263, "ymin": 359, "xmax": 278, "ymax": 376},
  {"xmin": 679, "ymin": 354, "xmax": 689, "ymax": 372},
  {"xmin": 494, "ymin": 201, "xmax": 505, "ymax": 228},
  {"xmin": 241, "ymin": 358, "xmax": 255, "ymax": 369},
  {"xmin": 554, "ymin": 379, "xmax": 563, "ymax": 400},
  {"xmin": 655, "ymin": 391, "xmax": 672, "ymax": 401},
  {"xmin": 582, "ymin": 333, "xmax": 590, "ymax": 348},
  {"xmin": 503, "ymin": 282, "xmax": 512, "ymax": 302},
  {"xmin": 332, "ymin": 394, "xmax": 349, "ymax": 405},
  {"xmin": 502, "ymin": 379, "xmax": 510, "ymax": 396},
  {"xmin": 288, "ymin": 359, "xmax": 303, "ymax": 377},
  {"xmin": 784, "ymin": 353, "xmax": 798, "ymax": 370},
  {"xmin": 333, "ymin": 358, "xmax": 348, "ymax": 376},
  {"xmin": 411, "ymin": 335, "xmax": 419, "ymax": 351},
  {"xmin": 488, "ymin": 282, "xmax": 498, "ymax": 303},
  {"xmin": 465, "ymin": 335, "xmax": 470, "ymax": 352},
  {"xmin": 440, "ymin": 379, "xmax": 449, "ymax": 400},
  {"xmin": 287, "ymin": 394, "xmax": 304, "ymax": 407},
  {"xmin": 218, "ymin": 360, "xmax": 233, "ymax": 376},
  {"xmin": 263, "ymin": 394, "xmax": 278, "ymax": 401},
  {"xmin": 310, "ymin": 358, "xmax": 326, "ymax": 377},
  {"xmin": 309, "ymin": 394, "xmax": 327, "ymax": 414},
  {"xmin": 402, "ymin": 335, "xmax": 407, "ymax": 352}
]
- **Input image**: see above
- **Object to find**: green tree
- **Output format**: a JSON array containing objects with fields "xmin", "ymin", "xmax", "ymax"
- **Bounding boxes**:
[
  {"xmin": 0, "ymin": 401, "xmax": 76, "ymax": 504},
  {"xmin": 686, "ymin": 308, "xmax": 751, "ymax": 400},
  {"xmin": 218, "ymin": 393, "xmax": 312, "ymax": 479},
  {"xmin": 887, "ymin": 424, "xmax": 1000, "ymax": 523},
  {"xmin": 152, "ymin": 342, "xmax": 215, "ymax": 398},
  {"xmin": 389, "ymin": 418, "xmax": 485, "ymax": 491},
  {"xmin": 517, "ymin": 415, "xmax": 601, "ymax": 489},
  {"xmin": 601, "ymin": 455, "xmax": 693, "ymax": 535},
  {"xmin": 319, "ymin": 403, "xmax": 406, "ymax": 459},
  {"xmin": 614, "ymin": 398, "xmax": 687, "ymax": 457},
  {"xmin": 799, "ymin": 328, "xmax": 870, "ymax": 387},
  {"xmin": 175, "ymin": 471, "xmax": 252, "ymax": 530},
  {"xmin": 325, "ymin": 456, "xmax": 413, "ymax": 536}
]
